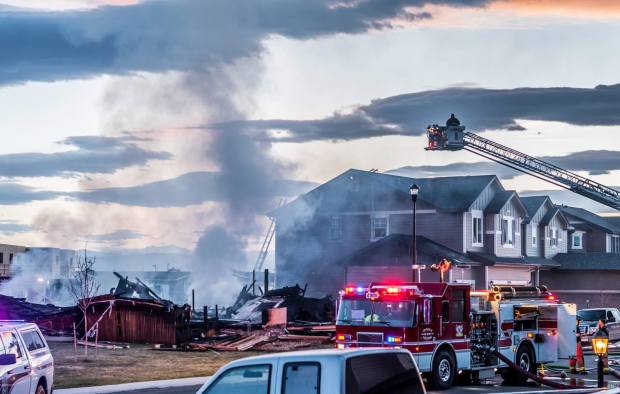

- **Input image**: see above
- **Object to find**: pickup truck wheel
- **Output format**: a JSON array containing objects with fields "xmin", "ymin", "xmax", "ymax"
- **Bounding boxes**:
[
  {"xmin": 430, "ymin": 349, "xmax": 456, "ymax": 390},
  {"xmin": 35, "ymin": 384, "xmax": 47, "ymax": 394}
]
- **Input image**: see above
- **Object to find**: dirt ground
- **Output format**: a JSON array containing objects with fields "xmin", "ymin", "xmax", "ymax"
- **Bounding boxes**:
[{"xmin": 49, "ymin": 341, "xmax": 261, "ymax": 388}]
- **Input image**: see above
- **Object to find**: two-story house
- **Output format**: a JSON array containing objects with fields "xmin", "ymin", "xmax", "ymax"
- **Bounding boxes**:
[{"xmin": 271, "ymin": 169, "xmax": 561, "ymax": 297}]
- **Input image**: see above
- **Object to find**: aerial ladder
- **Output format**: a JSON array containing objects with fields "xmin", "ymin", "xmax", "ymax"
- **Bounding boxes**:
[{"xmin": 425, "ymin": 114, "xmax": 620, "ymax": 211}]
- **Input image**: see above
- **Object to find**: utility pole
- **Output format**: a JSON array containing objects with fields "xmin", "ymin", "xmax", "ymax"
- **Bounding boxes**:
[{"xmin": 410, "ymin": 184, "xmax": 420, "ymax": 282}]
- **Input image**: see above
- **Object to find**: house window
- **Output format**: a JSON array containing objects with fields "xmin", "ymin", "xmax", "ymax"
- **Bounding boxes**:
[
  {"xmin": 472, "ymin": 211, "xmax": 483, "ymax": 246},
  {"xmin": 549, "ymin": 227, "xmax": 558, "ymax": 247},
  {"xmin": 531, "ymin": 224, "xmax": 537, "ymax": 248},
  {"xmin": 572, "ymin": 232, "xmax": 583, "ymax": 249},
  {"xmin": 329, "ymin": 216, "xmax": 342, "ymax": 241},
  {"xmin": 372, "ymin": 216, "xmax": 388, "ymax": 239},
  {"xmin": 613, "ymin": 236, "xmax": 620, "ymax": 254},
  {"xmin": 501, "ymin": 217, "xmax": 515, "ymax": 246}
]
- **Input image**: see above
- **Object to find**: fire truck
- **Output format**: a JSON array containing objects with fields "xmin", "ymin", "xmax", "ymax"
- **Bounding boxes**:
[{"xmin": 335, "ymin": 282, "xmax": 576, "ymax": 389}]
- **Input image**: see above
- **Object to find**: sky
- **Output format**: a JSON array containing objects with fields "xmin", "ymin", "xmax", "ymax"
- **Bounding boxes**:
[{"xmin": 0, "ymin": 0, "xmax": 619, "ymax": 274}]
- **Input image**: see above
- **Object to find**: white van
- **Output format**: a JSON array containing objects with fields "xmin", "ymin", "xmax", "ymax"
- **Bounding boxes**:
[{"xmin": 0, "ymin": 322, "xmax": 54, "ymax": 394}]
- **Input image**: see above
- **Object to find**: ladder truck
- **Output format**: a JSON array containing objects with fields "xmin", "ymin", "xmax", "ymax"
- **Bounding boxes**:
[
  {"xmin": 426, "ymin": 114, "xmax": 620, "ymax": 211},
  {"xmin": 336, "ymin": 283, "xmax": 576, "ymax": 389}
]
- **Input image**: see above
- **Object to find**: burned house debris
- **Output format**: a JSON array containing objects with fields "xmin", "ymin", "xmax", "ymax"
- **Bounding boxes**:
[
  {"xmin": 181, "ymin": 275, "xmax": 335, "ymax": 353},
  {"xmin": 85, "ymin": 272, "xmax": 191, "ymax": 345},
  {"xmin": 223, "ymin": 275, "xmax": 334, "ymax": 327}
]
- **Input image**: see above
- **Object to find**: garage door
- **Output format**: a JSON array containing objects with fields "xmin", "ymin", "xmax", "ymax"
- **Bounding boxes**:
[
  {"xmin": 487, "ymin": 266, "xmax": 532, "ymax": 287},
  {"xmin": 345, "ymin": 265, "xmax": 411, "ymax": 286}
]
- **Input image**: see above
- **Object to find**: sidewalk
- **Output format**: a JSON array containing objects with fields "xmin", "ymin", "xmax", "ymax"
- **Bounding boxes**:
[{"xmin": 55, "ymin": 376, "xmax": 210, "ymax": 394}]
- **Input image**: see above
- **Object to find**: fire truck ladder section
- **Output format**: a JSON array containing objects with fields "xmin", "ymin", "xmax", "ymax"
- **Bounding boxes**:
[{"xmin": 426, "ymin": 116, "xmax": 620, "ymax": 211}]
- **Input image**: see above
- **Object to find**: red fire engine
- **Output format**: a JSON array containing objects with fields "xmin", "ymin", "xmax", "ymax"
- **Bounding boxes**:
[{"xmin": 336, "ymin": 282, "xmax": 576, "ymax": 389}]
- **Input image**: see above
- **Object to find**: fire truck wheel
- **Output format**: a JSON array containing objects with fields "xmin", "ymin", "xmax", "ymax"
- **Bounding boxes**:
[
  {"xmin": 502, "ymin": 344, "xmax": 536, "ymax": 385},
  {"xmin": 430, "ymin": 349, "xmax": 456, "ymax": 389}
]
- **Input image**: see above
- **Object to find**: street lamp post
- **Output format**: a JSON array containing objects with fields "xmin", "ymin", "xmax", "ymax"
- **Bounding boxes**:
[
  {"xmin": 410, "ymin": 184, "xmax": 420, "ymax": 282},
  {"xmin": 592, "ymin": 330, "xmax": 609, "ymax": 388}
]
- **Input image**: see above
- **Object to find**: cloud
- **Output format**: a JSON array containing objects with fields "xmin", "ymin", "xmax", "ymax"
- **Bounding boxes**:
[
  {"xmin": 222, "ymin": 83, "xmax": 620, "ymax": 142},
  {"xmin": 0, "ymin": 0, "xmax": 488, "ymax": 86},
  {"xmin": 0, "ymin": 135, "xmax": 170, "ymax": 177},
  {"xmin": 388, "ymin": 150, "xmax": 620, "ymax": 179},
  {"xmin": 0, "ymin": 220, "xmax": 32, "ymax": 235},
  {"xmin": 71, "ymin": 171, "xmax": 316, "ymax": 207}
]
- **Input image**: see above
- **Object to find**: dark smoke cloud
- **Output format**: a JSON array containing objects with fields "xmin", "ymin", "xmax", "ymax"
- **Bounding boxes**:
[
  {"xmin": 0, "ymin": 0, "xmax": 487, "ymax": 86},
  {"xmin": 219, "ymin": 84, "xmax": 620, "ymax": 141},
  {"xmin": 389, "ymin": 150, "xmax": 620, "ymax": 179},
  {"xmin": 0, "ymin": 135, "xmax": 170, "ymax": 178},
  {"xmin": 71, "ymin": 171, "xmax": 316, "ymax": 207}
]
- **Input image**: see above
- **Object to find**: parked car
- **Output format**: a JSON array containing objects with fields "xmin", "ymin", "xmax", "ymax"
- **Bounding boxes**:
[
  {"xmin": 196, "ymin": 348, "xmax": 426, "ymax": 394},
  {"xmin": 0, "ymin": 322, "xmax": 53, "ymax": 394},
  {"xmin": 577, "ymin": 308, "xmax": 620, "ymax": 343}
]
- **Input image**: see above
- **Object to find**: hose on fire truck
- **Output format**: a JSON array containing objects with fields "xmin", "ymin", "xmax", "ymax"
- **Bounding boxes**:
[{"xmin": 493, "ymin": 350, "xmax": 584, "ymax": 389}]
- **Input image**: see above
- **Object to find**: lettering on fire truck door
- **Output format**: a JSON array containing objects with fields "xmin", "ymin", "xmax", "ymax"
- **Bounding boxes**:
[{"xmin": 420, "ymin": 298, "xmax": 434, "ymax": 341}]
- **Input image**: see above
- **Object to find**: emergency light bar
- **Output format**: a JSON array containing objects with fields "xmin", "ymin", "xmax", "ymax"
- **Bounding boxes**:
[{"xmin": 344, "ymin": 286, "xmax": 367, "ymax": 295}]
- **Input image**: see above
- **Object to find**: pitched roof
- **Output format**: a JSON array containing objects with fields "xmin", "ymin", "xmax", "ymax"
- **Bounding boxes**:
[
  {"xmin": 467, "ymin": 252, "xmax": 560, "ymax": 267},
  {"xmin": 540, "ymin": 207, "xmax": 568, "ymax": 227},
  {"xmin": 484, "ymin": 190, "xmax": 528, "ymax": 217},
  {"xmin": 558, "ymin": 206, "xmax": 620, "ymax": 234},
  {"xmin": 370, "ymin": 171, "xmax": 498, "ymax": 212},
  {"xmin": 271, "ymin": 169, "xmax": 499, "ymax": 216},
  {"xmin": 553, "ymin": 253, "xmax": 620, "ymax": 270},
  {"xmin": 521, "ymin": 196, "xmax": 550, "ymax": 222}
]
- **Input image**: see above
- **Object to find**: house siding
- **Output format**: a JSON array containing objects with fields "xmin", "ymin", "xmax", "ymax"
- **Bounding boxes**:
[{"xmin": 540, "ymin": 270, "xmax": 620, "ymax": 309}]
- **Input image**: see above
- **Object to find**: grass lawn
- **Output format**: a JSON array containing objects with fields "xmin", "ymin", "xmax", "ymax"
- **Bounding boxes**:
[{"xmin": 49, "ymin": 341, "xmax": 260, "ymax": 388}]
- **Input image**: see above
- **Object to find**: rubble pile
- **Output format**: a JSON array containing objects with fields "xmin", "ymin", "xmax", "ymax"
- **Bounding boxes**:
[
  {"xmin": 179, "ymin": 282, "xmax": 336, "ymax": 352},
  {"xmin": 226, "ymin": 284, "xmax": 334, "ymax": 326}
]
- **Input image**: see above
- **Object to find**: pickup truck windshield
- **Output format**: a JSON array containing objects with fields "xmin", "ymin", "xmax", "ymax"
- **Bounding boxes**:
[
  {"xmin": 337, "ymin": 299, "xmax": 416, "ymax": 327},
  {"xmin": 579, "ymin": 310, "xmax": 606, "ymax": 322}
]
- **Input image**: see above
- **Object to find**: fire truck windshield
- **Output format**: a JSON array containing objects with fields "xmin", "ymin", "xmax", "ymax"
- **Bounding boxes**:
[{"xmin": 337, "ymin": 299, "xmax": 417, "ymax": 327}]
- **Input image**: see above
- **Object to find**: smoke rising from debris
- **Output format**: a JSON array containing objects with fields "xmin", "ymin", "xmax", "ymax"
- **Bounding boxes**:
[
  {"xmin": 0, "ymin": 248, "xmax": 77, "ymax": 306},
  {"xmin": 0, "ymin": 0, "xmax": 491, "ymax": 305}
]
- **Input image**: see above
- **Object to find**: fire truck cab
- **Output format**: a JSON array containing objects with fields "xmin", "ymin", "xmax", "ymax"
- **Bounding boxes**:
[{"xmin": 336, "ymin": 282, "xmax": 576, "ymax": 389}]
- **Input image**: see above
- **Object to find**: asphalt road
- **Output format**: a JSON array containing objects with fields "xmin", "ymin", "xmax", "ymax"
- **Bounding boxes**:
[
  {"xmin": 113, "ymin": 387, "xmax": 202, "ymax": 394},
  {"xmin": 110, "ymin": 383, "xmax": 595, "ymax": 394}
]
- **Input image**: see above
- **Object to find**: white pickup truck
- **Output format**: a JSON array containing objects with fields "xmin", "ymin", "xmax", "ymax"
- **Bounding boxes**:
[
  {"xmin": 0, "ymin": 322, "xmax": 54, "ymax": 394},
  {"xmin": 196, "ymin": 348, "xmax": 425, "ymax": 394}
]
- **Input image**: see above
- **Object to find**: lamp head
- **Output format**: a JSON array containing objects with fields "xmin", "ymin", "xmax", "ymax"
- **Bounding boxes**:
[
  {"xmin": 409, "ymin": 184, "xmax": 419, "ymax": 202},
  {"xmin": 592, "ymin": 330, "xmax": 609, "ymax": 357}
]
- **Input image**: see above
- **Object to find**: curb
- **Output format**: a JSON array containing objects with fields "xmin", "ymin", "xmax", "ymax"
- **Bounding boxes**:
[{"xmin": 54, "ymin": 376, "xmax": 210, "ymax": 394}]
